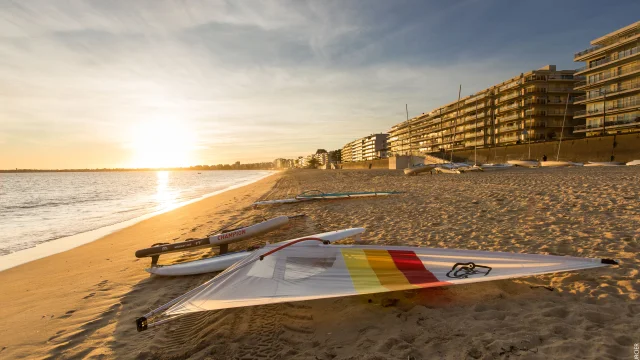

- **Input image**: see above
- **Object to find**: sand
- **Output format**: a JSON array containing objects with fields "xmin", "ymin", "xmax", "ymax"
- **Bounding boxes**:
[{"xmin": 1, "ymin": 168, "xmax": 638, "ymax": 359}]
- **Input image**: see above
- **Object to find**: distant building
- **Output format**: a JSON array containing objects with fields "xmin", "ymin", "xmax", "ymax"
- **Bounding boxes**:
[
  {"xmin": 341, "ymin": 133, "xmax": 389, "ymax": 163},
  {"xmin": 572, "ymin": 21, "xmax": 639, "ymax": 136},
  {"xmin": 273, "ymin": 158, "xmax": 296, "ymax": 169},
  {"xmin": 388, "ymin": 65, "xmax": 584, "ymax": 156}
]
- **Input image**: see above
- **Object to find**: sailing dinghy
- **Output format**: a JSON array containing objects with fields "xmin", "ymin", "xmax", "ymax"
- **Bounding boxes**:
[
  {"xmin": 253, "ymin": 190, "xmax": 400, "ymax": 206},
  {"xmin": 137, "ymin": 234, "xmax": 617, "ymax": 331},
  {"xmin": 135, "ymin": 215, "xmax": 300, "ymax": 266},
  {"xmin": 146, "ymin": 228, "xmax": 365, "ymax": 276}
]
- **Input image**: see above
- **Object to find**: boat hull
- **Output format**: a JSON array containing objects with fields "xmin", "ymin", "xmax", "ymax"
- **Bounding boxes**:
[
  {"xmin": 507, "ymin": 160, "xmax": 540, "ymax": 168},
  {"xmin": 584, "ymin": 162, "xmax": 625, "ymax": 167},
  {"xmin": 404, "ymin": 164, "xmax": 436, "ymax": 176},
  {"xmin": 146, "ymin": 228, "xmax": 366, "ymax": 276},
  {"xmin": 540, "ymin": 161, "xmax": 582, "ymax": 167}
]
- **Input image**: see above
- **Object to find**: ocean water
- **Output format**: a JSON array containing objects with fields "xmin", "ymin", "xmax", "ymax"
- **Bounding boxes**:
[{"xmin": 0, "ymin": 170, "xmax": 273, "ymax": 260}]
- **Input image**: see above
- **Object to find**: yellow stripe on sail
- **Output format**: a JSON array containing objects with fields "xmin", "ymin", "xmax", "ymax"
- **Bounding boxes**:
[
  {"xmin": 363, "ymin": 249, "xmax": 417, "ymax": 291},
  {"xmin": 341, "ymin": 249, "xmax": 386, "ymax": 294}
]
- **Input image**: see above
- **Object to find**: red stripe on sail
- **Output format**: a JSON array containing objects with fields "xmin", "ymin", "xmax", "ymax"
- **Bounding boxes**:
[{"xmin": 388, "ymin": 250, "xmax": 447, "ymax": 287}]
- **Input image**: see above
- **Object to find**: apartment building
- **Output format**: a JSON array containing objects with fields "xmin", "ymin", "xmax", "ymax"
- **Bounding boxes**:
[
  {"xmin": 388, "ymin": 65, "xmax": 583, "ymax": 156},
  {"xmin": 341, "ymin": 134, "xmax": 389, "ymax": 163},
  {"xmin": 572, "ymin": 21, "xmax": 640, "ymax": 136}
]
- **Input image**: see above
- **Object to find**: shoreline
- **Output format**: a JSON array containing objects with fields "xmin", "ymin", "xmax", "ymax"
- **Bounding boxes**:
[
  {"xmin": 0, "ymin": 171, "xmax": 277, "ymax": 272},
  {"xmin": 0, "ymin": 171, "xmax": 282, "ymax": 359}
]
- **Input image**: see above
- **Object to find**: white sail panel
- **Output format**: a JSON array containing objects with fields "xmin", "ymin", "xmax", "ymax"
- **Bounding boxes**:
[{"xmin": 162, "ymin": 245, "xmax": 611, "ymax": 317}]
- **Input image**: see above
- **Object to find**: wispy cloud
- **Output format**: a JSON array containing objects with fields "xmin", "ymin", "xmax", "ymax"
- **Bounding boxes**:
[{"xmin": 0, "ymin": 0, "xmax": 638, "ymax": 168}]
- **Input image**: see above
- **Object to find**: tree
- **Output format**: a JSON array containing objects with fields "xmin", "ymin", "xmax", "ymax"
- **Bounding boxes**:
[
  {"xmin": 329, "ymin": 149, "xmax": 341, "ymax": 162},
  {"xmin": 307, "ymin": 157, "xmax": 319, "ymax": 168},
  {"xmin": 315, "ymin": 149, "xmax": 327, "ymax": 154}
]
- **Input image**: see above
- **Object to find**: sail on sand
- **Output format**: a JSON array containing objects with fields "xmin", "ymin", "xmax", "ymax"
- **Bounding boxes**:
[{"xmin": 137, "ymin": 238, "xmax": 617, "ymax": 331}]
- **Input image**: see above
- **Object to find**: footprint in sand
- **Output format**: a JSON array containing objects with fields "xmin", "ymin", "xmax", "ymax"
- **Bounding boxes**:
[{"xmin": 59, "ymin": 310, "xmax": 76, "ymax": 319}]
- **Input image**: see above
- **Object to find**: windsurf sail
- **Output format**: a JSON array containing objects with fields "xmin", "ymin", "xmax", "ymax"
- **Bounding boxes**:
[
  {"xmin": 136, "ymin": 239, "xmax": 616, "ymax": 331},
  {"xmin": 253, "ymin": 190, "xmax": 401, "ymax": 206}
]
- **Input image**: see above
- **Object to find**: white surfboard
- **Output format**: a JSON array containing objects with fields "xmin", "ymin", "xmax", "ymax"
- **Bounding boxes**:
[{"xmin": 146, "ymin": 228, "xmax": 366, "ymax": 276}]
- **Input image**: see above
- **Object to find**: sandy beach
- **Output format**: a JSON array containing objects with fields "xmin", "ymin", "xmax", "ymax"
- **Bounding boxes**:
[{"xmin": 1, "ymin": 168, "xmax": 639, "ymax": 359}]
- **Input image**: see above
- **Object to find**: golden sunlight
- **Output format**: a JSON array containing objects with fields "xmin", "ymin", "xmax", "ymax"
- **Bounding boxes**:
[{"xmin": 128, "ymin": 119, "xmax": 196, "ymax": 168}]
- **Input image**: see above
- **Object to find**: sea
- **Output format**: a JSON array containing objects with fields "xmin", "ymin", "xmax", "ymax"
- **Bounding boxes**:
[{"xmin": 0, "ymin": 170, "xmax": 274, "ymax": 270}]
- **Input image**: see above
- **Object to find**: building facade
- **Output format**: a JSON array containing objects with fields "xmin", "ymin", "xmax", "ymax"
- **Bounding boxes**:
[
  {"xmin": 572, "ymin": 21, "xmax": 640, "ymax": 136},
  {"xmin": 388, "ymin": 65, "xmax": 584, "ymax": 156},
  {"xmin": 342, "ymin": 133, "xmax": 389, "ymax": 162}
]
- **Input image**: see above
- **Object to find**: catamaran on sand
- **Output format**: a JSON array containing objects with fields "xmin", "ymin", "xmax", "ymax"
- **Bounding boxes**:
[
  {"xmin": 253, "ymin": 190, "xmax": 400, "ymax": 206},
  {"xmin": 136, "ymin": 229, "xmax": 617, "ymax": 331}
]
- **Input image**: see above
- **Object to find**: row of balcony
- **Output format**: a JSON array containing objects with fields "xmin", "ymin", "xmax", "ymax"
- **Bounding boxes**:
[
  {"xmin": 576, "ymin": 46, "xmax": 639, "ymax": 73},
  {"xmin": 574, "ymin": 116, "xmax": 640, "ymax": 132},
  {"xmin": 574, "ymin": 81, "xmax": 640, "ymax": 102},
  {"xmin": 574, "ymin": 63, "xmax": 640, "ymax": 88},
  {"xmin": 574, "ymin": 97, "xmax": 640, "ymax": 117},
  {"xmin": 574, "ymin": 30, "xmax": 639, "ymax": 59}
]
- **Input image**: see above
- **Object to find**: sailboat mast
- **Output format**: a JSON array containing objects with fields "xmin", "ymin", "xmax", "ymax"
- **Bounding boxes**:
[
  {"xmin": 474, "ymin": 98, "xmax": 478, "ymax": 166},
  {"xmin": 528, "ymin": 103, "xmax": 533, "ymax": 159},
  {"xmin": 451, "ymin": 84, "xmax": 462, "ymax": 162},
  {"xmin": 406, "ymin": 104, "xmax": 411, "ymax": 165},
  {"xmin": 556, "ymin": 92, "xmax": 571, "ymax": 161}
]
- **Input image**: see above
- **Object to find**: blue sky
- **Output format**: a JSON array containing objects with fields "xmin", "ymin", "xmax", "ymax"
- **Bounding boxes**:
[{"xmin": 0, "ymin": 0, "xmax": 638, "ymax": 168}]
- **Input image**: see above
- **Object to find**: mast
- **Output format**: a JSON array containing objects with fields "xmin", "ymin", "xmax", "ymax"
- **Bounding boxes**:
[
  {"xmin": 406, "ymin": 104, "xmax": 411, "ymax": 166},
  {"xmin": 556, "ymin": 92, "xmax": 571, "ymax": 161},
  {"xmin": 451, "ymin": 84, "xmax": 462, "ymax": 163},
  {"xmin": 474, "ymin": 98, "xmax": 478, "ymax": 166},
  {"xmin": 527, "ymin": 102, "xmax": 533, "ymax": 159},
  {"xmin": 440, "ymin": 108, "xmax": 443, "ymax": 162},
  {"xmin": 601, "ymin": 89, "xmax": 607, "ymax": 136}
]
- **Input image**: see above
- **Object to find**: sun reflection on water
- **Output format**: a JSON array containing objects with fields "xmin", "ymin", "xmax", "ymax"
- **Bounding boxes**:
[{"xmin": 155, "ymin": 171, "xmax": 178, "ymax": 210}]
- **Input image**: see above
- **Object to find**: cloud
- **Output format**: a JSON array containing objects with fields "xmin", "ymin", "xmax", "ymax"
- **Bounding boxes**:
[{"xmin": 1, "ymin": 0, "xmax": 638, "ymax": 168}]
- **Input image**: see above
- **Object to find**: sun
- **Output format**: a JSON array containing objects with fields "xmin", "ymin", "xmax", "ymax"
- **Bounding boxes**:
[{"xmin": 128, "ymin": 119, "xmax": 196, "ymax": 168}]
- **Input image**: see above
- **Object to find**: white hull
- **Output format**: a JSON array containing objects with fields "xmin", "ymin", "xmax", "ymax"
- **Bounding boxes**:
[
  {"xmin": 584, "ymin": 161, "xmax": 625, "ymax": 167},
  {"xmin": 507, "ymin": 160, "xmax": 540, "ymax": 168},
  {"xmin": 404, "ymin": 164, "xmax": 436, "ymax": 176},
  {"xmin": 480, "ymin": 164, "xmax": 513, "ymax": 171},
  {"xmin": 147, "ymin": 228, "xmax": 366, "ymax": 276},
  {"xmin": 626, "ymin": 160, "xmax": 640, "ymax": 166},
  {"xmin": 540, "ymin": 161, "xmax": 582, "ymax": 167}
]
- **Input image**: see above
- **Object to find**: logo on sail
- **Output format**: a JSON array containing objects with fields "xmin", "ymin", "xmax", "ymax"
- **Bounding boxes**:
[{"xmin": 446, "ymin": 262, "xmax": 492, "ymax": 279}]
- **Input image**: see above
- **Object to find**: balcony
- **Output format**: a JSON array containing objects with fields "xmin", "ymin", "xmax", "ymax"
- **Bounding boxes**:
[
  {"xmin": 574, "ymin": 116, "xmax": 640, "ymax": 132},
  {"xmin": 576, "ymin": 81, "xmax": 640, "ymax": 103},
  {"xmin": 575, "ymin": 63, "xmax": 640, "ymax": 89},
  {"xmin": 499, "ymin": 92, "xmax": 521, "ymax": 102},
  {"xmin": 500, "ymin": 113, "xmax": 522, "ymax": 122},
  {"xmin": 574, "ymin": 97, "xmax": 640, "ymax": 118},
  {"xmin": 525, "ymin": 87, "xmax": 547, "ymax": 94},
  {"xmin": 576, "ymin": 46, "xmax": 639, "ymax": 74},
  {"xmin": 574, "ymin": 31, "xmax": 640, "ymax": 60},
  {"xmin": 574, "ymin": 44, "xmax": 604, "ymax": 59}
]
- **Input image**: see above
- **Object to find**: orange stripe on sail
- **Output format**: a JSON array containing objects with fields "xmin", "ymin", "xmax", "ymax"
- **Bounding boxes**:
[
  {"xmin": 341, "ymin": 249, "xmax": 387, "ymax": 294},
  {"xmin": 363, "ymin": 249, "xmax": 417, "ymax": 291}
]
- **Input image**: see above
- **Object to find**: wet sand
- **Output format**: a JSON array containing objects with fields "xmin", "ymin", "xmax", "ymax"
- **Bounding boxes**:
[{"xmin": 1, "ymin": 168, "xmax": 638, "ymax": 359}]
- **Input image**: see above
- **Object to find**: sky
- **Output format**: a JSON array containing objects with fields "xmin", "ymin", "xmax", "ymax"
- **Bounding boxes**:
[{"xmin": 0, "ymin": 0, "xmax": 638, "ymax": 169}]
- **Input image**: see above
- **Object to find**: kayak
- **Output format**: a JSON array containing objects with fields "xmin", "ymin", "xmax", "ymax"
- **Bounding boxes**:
[
  {"xmin": 146, "ymin": 228, "xmax": 366, "ymax": 276},
  {"xmin": 135, "ymin": 215, "xmax": 291, "ymax": 263},
  {"xmin": 253, "ymin": 191, "xmax": 400, "ymax": 206}
]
